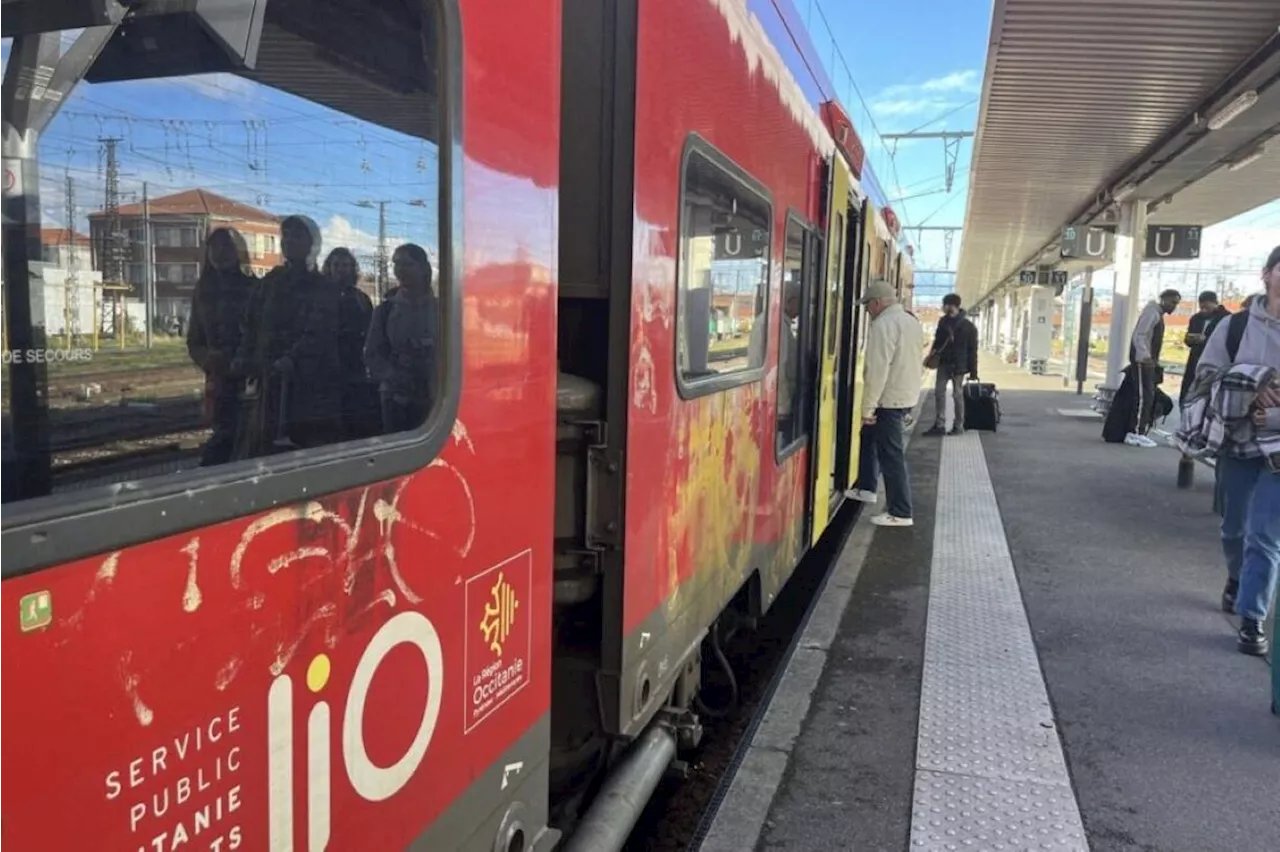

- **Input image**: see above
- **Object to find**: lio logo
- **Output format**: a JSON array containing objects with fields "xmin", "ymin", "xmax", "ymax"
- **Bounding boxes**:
[{"xmin": 267, "ymin": 611, "xmax": 443, "ymax": 850}]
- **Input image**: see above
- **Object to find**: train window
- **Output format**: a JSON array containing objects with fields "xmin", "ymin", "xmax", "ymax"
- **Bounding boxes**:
[
  {"xmin": 776, "ymin": 217, "xmax": 821, "ymax": 455},
  {"xmin": 826, "ymin": 211, "xmax": 844, "ymax": 357},
  {"xmin": 675, "ymin": 139, "xmax": 771, "ymax": 394},
  {"xmin": 1, "ymin": 0, "xmax": 451, "ymax": 508}
]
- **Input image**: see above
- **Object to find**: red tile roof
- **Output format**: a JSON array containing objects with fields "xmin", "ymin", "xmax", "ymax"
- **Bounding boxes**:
[
  {"xmin": 91, "ymin": 188, "xmax": 278, "ymax": 222},
  {"xmin": 39, "ymin": 228, "xmax": 91, "ymax": 246}
]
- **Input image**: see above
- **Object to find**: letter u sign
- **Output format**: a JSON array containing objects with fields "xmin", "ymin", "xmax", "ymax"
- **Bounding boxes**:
[{"xmin": 1084, "ymin": 230, "xmax": 1107, "ymax": 257}]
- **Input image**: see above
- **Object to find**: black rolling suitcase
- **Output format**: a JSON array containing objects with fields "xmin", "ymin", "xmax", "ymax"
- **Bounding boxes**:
[{"xmin": 963, "ymin": 381, "xmax": 1000, "ymax": 431}]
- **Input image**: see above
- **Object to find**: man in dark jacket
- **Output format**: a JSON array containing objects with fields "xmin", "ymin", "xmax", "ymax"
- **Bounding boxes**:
[
  {"xmin": 925, "ymin": 293, "xmax": 979, "ymax": 435},
  {"xmin": 1180, "ymin": 290, "xmax": 1230, "ymax": 405}
]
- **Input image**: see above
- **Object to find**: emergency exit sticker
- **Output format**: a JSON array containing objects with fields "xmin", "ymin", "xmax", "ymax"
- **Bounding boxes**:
[{"xmin": 19, "ymin": 590, "xmax": 52, "ymax": 632}]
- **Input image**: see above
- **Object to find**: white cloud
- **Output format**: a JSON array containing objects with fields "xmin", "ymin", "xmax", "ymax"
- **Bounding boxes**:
[
  {"xmin": 919, "ymin": 69, "xmax": 981, "ymax": 94},
  {"xmin": 873, "ymin": 98, "xmax": 958, "ymax": 117},
  {"xmin": 319, "ymin": 214, "xmax": 426, "ymax": 270},
  {"xmin": 871, "ymin": 69, "xmax": 980, "ymax": 118}
]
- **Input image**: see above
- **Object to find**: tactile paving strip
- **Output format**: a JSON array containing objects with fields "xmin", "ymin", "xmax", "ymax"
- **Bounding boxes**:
[{"xmin": 909, "ymin": 434, "xmax": 1089, "ymax": 850}]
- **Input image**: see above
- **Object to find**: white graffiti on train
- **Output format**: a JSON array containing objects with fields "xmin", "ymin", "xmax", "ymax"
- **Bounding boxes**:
[
  {"xmin": 57, "ymin": 420, "xmax": 478, "ymax": 723},
  {"xmin": 60, "ymin": 551, "xmax": 121, "ymax": 634},
  {"xmin": 709, "ymin": 0, "xmax": 836, "ymax": 159},
  {"xmin": 632, "ymin": 338, "xmax": 658, "ymax": 414},
  {"xmin": 119, "ymin": 650, "xmax": 156, "ymax": 727},
  {"xmin": 181, "ymin": 537, "xmax": 203, "ymax": 613}
]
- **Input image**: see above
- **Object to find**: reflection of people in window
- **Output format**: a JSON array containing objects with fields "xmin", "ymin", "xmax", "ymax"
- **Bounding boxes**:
[
  {"xmin": 777, "ymin": 283, "xmax": 801, "ymax": 440},
  {"xmin": 187, "ymin": 227, "xmax": 255, "ymax": 466},
  {"xmin": 230, "ymin": 215, "xmax": 342, "ymax": 457},
  {"xmin": 364, "ymin": 243, "xmax": 439, "ymax": 433},
  {"xmin": 323, "ymin": 247, "xmax": 380, "ymax": 439}
]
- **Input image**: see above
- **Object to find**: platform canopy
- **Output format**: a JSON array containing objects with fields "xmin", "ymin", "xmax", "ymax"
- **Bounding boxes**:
[{"xmin": 956, "ymin": 0, "xmax": 1280, "ymax": 305}]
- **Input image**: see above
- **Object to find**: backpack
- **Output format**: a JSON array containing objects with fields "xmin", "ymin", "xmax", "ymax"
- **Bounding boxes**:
[{"xmin": 1225, "ymin": 309, "xmax": 1248, "ymax": 362}]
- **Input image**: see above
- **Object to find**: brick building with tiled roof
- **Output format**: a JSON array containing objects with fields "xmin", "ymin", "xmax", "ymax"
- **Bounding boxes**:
[{"xmin": 88, "ymin": 188, "xmax": 282, "ymax": 319}]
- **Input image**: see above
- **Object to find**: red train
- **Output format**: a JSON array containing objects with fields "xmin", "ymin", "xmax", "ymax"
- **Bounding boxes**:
[{"xmin": 0, "ymin": 0, "xmax": 915, "ymax": 849}]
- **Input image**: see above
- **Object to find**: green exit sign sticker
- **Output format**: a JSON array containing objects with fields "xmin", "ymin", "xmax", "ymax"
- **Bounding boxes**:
[{"xmin": 19, "ymin": 591, "xmax": 52, "ymax": 632}]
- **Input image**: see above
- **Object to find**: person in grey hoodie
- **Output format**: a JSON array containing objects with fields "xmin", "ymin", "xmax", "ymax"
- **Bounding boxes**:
[
  {"xmin": 1197, "ymin": 244, "xmax": 1280, "ymax": 656},
  {"xmin": 364, "ymin": 243, "xmax": 440, "ymax": 433}
]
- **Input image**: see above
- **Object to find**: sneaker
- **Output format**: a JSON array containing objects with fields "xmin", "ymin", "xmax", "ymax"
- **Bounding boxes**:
[
  {"xmin": 870, "ymin": 513, "xmax": 913, "ymax": 528},
  {"xmin": 923, "ymin": 425, "xmax": 946, "ymax": 437},
  {"xmin": 1124, "ymin": 433, "xmax": 1158, "ymax": 448},
  {"xmin": 949, "ymin": 425, "xmax": 965, "ymax": 436},
  {"xmin": 1238, "ymin": 618, "xmax": 1268, "ymax": 656},
  {"xmin": 1221, "ymin": 580, "xmax": 1239, "ymax": 614},
  {"xmin": 846, "ymin": 489, "xmax": 878, "ymax": 503}
]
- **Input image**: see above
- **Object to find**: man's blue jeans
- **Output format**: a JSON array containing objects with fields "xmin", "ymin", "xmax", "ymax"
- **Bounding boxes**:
[
  {"xmin": 1219, "ymin": 455, "xmax": 1280, "ymax": 621},
  {"xmin": 855, "ymin": 407, "xmax": 913, "ymax": 519}
]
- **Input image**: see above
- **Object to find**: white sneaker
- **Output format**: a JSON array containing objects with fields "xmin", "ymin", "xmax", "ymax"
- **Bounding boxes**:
[
  {"xmin": 1124, "ymin": 433, "xmax": 1158, "ymax": 448},
  {"xmin": 870, "ymin": 513, "xmax": 914, "ymax": 527},
  {"xmin": 847, "ymin": 488, "xmax": 878, "ymax": 503}
]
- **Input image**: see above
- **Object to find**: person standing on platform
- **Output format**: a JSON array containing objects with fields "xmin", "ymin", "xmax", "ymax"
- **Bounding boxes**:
[
  {"xmin": 1197, "ymin": 246, "xmax": 1280, "ymax": 656},
  {"xmin": 1181, "ymin": 290, "xmax": 1230, "ymax": 405},
  {"xmin": 924, "ymin": 293, "xmax": 979, "ymax": 436},
  {"xmin": 1120, "ymin": 288, "xmax": 1181, "ymax": 447},
  {"xmin": 847, "ymin": 279, "xmax": 924, "ymax": 528}
]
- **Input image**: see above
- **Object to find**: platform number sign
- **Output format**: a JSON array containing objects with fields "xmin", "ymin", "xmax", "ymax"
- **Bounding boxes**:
[
  {"xmin": 1019, "ymin": 269, "xmax": 1036, "ymax": 285},
  {"xmin": 1060, "ymin": 225, "xmax": 1116, "ymax": 262},
  {"xmin": 1050, "ymin": 270, "xmax": 1068, "ymax": 286},
  {"xmin": 714, "ymin": 227, "xmax": 768, "ymax": 261},
  {"xmin": 1144, "ymin": 225, "xmax": 1201, "ymax": 261}
]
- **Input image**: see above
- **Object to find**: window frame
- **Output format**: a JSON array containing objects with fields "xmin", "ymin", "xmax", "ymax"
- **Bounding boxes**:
[
  {"xmin": 673, "ymin": 133, "xmax": 773, "ymax": 401},
  {"xmin": 775, "ymin": 211, "xmax": 823, "ymax": 464},
  {"xmin": 1, "ymin": 0, "xmax": 465, "ymax": 578}
]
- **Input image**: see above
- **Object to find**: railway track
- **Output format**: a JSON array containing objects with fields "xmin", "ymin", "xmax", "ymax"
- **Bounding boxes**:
[{"xmin": 622, "ymin": 500, "xmax": 862, "ymax": 851}]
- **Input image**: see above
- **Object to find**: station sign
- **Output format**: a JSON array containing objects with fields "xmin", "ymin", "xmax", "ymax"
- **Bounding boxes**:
[
  {"xmin": 1019, "ymin": 268, "xmax": 1068, "ymax": 287},
  {"xmin": 1144, "ymin": 225, "xmax": 1201, "ymax": 261},
  {"xmin": 713, "ymin": 227, "xmax": 768, "ymax": 261},
  {"xmin": 1060, "ymin": 225, "xmax": 1116, "ymax": 262}
]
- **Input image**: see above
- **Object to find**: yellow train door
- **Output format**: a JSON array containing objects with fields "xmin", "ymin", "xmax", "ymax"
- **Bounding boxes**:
[{"xmin": 809, "ymin": 154, "xmax": 852, "ymax": 543}]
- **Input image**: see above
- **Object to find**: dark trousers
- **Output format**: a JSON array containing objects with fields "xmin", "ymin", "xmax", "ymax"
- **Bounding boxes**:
[
  {"xmin": 200, "ymin": 387, "xmax": 240, "ymax": 466},
  {"xmin": 1132, "ymin": 362, "xmax": 1157, "ymax": 435},
  {"xmin": 855, "ymin": 407, "xmax": 913, "ymax": 519}
]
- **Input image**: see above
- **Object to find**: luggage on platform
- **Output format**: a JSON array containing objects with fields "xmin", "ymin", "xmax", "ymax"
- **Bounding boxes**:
[
  {"xmin": 963, "ymin": 381, "xmax": 1000, "ymax": 431},
  {"xmin": 1102, "ymin": 368, "xmax": 1139, "ymax": 443}
]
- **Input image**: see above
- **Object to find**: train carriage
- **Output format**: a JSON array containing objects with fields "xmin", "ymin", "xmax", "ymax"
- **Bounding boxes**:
[{"xmin": 0, "ymin": 1, "xmax": 914, "ymax": 849}]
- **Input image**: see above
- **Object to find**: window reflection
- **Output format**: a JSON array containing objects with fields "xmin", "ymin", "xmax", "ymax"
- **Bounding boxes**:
[
  {"xmin": 677, "ymin": 144, "xmax": 771, "ymax": 384},
  {"xmin": 1, "ymin": 0, "xmax": 446, "ymax": 504}
]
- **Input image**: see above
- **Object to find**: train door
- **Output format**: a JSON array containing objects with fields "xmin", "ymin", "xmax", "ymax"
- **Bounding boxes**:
[
  {"xmin": 832, "ymin": 198, "xmax": 866, "ymax": 499},
  {"xmin": 808, "ymin": 155, "xmax": 851, "ymax": 541},
  {"xmin": 778, "ymin": 214, "xmax": 823, "ymax": 547}
]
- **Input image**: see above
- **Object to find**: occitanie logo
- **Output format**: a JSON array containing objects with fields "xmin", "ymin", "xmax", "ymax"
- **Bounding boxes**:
[{"xmin": 479, "ymin": 571, "xmax": 518, "ymax": 657}]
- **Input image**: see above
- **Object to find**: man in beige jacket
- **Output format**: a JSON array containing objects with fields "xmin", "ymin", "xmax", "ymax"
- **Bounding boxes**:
[{"xmin": 847, "ymin": 279, "xmax": 924, "ymax": 527}]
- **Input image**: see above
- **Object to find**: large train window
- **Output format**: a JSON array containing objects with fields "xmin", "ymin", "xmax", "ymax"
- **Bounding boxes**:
[
  {"xmin": 1, "ymin": 1, "xmax": 460, "ymax": 564},
  {"xmin": 675, "ymin": 136, "xmax": 771, "ymax": 396}
]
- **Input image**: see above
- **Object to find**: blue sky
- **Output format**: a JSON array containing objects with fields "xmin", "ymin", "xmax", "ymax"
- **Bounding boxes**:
[
  {"xmin": 801, "ymin": 0, "xmax": 989, "ymax": 284},
  {"xmin": 1, "ymin": 35, "xmax": 439, "ymax": 271},
  {"xmin": 3, "ymin": 5, "xmax": 1275, "ymax": 287},
  {"xmin": 804, "ymin": 0, "xmax": 1278, "ymax": 302}
]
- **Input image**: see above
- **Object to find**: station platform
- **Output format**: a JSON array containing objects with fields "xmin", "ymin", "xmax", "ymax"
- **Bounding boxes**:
[{"xmin": 697, "ymin": 353, "xmax": 1279, "ymax": 852}]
